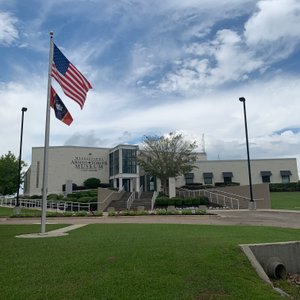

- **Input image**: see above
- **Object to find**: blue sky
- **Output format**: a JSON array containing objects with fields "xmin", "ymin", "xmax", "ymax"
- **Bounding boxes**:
[{"xmin": 1, "ymin": 0, "xmax": 300, "ymax": 172}]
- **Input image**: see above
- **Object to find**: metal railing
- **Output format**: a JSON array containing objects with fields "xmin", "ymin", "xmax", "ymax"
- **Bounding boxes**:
[
  {"xmin": 151, "ymin": 191, "xmax": 158, "ymax": 210},
  {"xmin": 126, "ymin": 192, "xmax": 136, "ymax": 210},
  {"xmin": 202, "ymin": 189, "xmax": 240, "ymax": 209},
  {"xmin": 0, "ymin": 197, "xmax": 99, "ymax": 212},
  {"xmin": 177, "ymin": 189, "xmax": 240, "ymax": 209},
  {"xmin": 138, "ymin": 185, "xmax": 143, "ymax": 199}
]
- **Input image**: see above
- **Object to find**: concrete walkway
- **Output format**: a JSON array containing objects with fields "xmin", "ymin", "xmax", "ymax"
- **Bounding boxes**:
[
  {"xmin": 1, "ymin": 209, "xmax": 300, "ymax": 229},
  {"xmin": 15, "ymin": 224, "xmax": 87, "ymax": 238}
]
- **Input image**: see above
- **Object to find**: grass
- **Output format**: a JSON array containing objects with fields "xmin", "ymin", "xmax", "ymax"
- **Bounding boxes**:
[
  {"xmin": 1, "ymin": 224, "xmax": 299, "ymax": 300},
  {"xmin": 271, "ymin": 192, "xmax": 300, "ymax": 210}
]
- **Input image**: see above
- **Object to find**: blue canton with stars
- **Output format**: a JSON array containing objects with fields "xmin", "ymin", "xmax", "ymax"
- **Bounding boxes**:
[{"xmin": 53, "ymin": 43, "xmax": 70, "ymax": 75}]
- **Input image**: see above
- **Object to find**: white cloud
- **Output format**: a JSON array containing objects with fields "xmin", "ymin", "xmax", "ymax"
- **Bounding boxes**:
[
  {"xmin": 245, "ymin": 0, "xmax": 300, "ymax": 45},
  {"xmin": 244, "ymin": 0, "xmax": 300, "ymax": 61},
  {"xmin": 0, "ymin": 11, "xmax": 18, "ymax": 45},
  {"xmin": 159, "ymin": 29, "xmax": 264, "ymax": 93}
]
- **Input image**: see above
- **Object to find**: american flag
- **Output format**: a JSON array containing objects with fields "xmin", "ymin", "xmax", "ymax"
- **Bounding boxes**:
[
  {"xmin": 51, "ymin": 43, "xmax": 92, "ymax": 109},
  {"xmin": 50, "ymin": 86, "xmax": 73, "ymax": 126}
]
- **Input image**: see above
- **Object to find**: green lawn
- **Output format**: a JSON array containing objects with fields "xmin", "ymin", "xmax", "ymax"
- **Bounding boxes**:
[
  {"xmin": 0, "ymin": 206, "xmax": 42, "ymax": 217},
  {"xmin": 271, "ymin": 192, "xmax": 300, "ymax": 210},
  {"xmin": 1, "ymin": 224, "xmax": 299, "ymax": 300}
]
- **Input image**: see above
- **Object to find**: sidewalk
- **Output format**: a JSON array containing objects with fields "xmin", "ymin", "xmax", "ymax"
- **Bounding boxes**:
[{"xmin": 1, "ymin": 209, "xmax": 300, "ymax": 229}]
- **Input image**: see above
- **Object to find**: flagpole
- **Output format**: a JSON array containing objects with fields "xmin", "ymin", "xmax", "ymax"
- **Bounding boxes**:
[{"xmin": 41, "ymin": 31, "xmax": 54, "ymax": 234}]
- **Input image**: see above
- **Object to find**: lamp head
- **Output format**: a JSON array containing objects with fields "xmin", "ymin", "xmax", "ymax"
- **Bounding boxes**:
[
  {"xmin": 239, "ymin": 97, "xmax": 245, "ymax": 102},
  {"xmin": 22, "ymin": 107, "xmax": 27, "ymax": 112}
]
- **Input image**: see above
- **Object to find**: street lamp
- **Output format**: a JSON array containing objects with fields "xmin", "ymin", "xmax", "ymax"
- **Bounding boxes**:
[
  {"xmin": 239, "ymin": 97, "xmax": 255, "ymax": 210},
  {"xmin": 15, "ymin": 107, "xmax": 27, "ymax": 212}
]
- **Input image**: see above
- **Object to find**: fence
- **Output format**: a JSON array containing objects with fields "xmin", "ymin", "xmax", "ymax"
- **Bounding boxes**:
[{"xmin": 0, "ymin": 197, "xmax": 98, "ymax": 212}]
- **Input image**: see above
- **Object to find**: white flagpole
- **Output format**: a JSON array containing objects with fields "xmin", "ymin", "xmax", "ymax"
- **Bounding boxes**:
[{"xmin": 41, "ymin": 32, "xmax": 54, "ymax": 234}]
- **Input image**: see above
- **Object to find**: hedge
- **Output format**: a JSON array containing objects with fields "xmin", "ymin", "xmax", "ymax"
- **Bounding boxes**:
[
  {"xmin": 269, "ymin": 182, "xmax": 300, "ymax": 192},
  {"xmin": 155, "ymin": 196, "xmax": 209, "ymax": 207}
]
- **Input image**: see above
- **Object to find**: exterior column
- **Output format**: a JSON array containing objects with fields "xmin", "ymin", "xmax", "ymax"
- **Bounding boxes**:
[
  {"xmin": 113, "ymin": 178, "xmax": 118, "ymax": 189},
  {"xmin": 130, "ymin": 178, "xmax": 133, "ymax": 192},
  {"xmin": 169, "ymin": 177, "xmax": 176, "ymax": 198},
  {"xmin": 135, "ymin": 176, "xmax": 140, "ymax": 193},
  {"xmin": 119, "ymin": 177, "xmax": 123, "ymax": 191}
]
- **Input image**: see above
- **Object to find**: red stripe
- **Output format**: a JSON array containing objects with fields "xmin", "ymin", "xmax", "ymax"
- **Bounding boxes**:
[
  {"xmin": 69, "ymin": 64, "xmax": 92, "ymax": 90},
  {"xmin": 52, "ymin": 64, "xmax": 86, "ymax": 99},
  {"xmin": 51, "ymin": 62, "xmax": 92, "ymax": 109},
  {"xmin": 52, "ymin": 64, "xmax": 86, "ymax": 108}
]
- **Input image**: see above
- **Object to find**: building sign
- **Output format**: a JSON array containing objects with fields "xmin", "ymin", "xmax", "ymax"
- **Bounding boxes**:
[{"xmin": 71, "ymin": 155, "xmax": 107, "ymax": 171}]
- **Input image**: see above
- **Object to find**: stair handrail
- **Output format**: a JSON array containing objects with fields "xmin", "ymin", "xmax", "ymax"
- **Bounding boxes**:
[
  {"xmin": 208, "ymin": 188, "xmax": 264, "ymax": 202},
  {"xmin": 177, "ymin": 188, "xmax": 241, "ymax": 209},
  {"xmin": 127, "ymin": 192, "xmax": 136, "ymax": 210},
  {"xmin": 138, "ymin": 185, "xmax": 143, "ymax": 199},
  {"xmin": 151, "ymin": 191, "xmax": 159, "ymax": 210}
]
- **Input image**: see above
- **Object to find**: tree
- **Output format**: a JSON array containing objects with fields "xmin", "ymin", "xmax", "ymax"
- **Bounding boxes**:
[
  {"xmin": 138, "ymin": 132, "xmax": 198, "ymax": 194},
  {"xmin": 0, "ymin": 151, "xmax": 26, "ymax": 195},
  {"xmin": 83, "ymin": 177, "xmax": 101, "ymax": 189}
]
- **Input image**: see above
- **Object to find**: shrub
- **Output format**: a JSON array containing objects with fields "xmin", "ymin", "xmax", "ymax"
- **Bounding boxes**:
[
  {"xmin": 66, "ymin": 193, "xmax": 81, "ymax": 199},
  {"xmin": 181, "ymin": 209, "xmax": 193, "ymax": 215},
  {"xmin": 183, "ymin": 198, "xmax": 193, "ymax": 206},
  {"xmin": 191, "ymin": 198, "xmax": 201, "ymax": 206},
  {"xmin": 47, "ymin": 194, "xmax": 63, "ymax": 200},
  {"xmin": 155, "ymin": 197, "xmax": 169, "ymax": 207},
  {"xmin": 75, "ymin": 211, "xmax": 89, "ymax": 217},
  {"xmin": 108, "ymin": 211, "xmax": 116, "ymax": 216},
  {"xmin": 269, "ymin": 182, "xmax": 300, "ymax": 192},
  {"xmin": 62, "ymin": 212, "xmax": 74, "ymax": 217},
  {"xmin": 30, "ymin": 195, "xmax": 42, "ymax": 199},
  {"xmin": 157, "ymin": 209, "xmax": 168, "ymax": 215},
  {"xmin": 155, "ymin": 196, "xmax": 209, "ymax": 208},
  {"xmin": 84, "ymin": 178, "xmax": 101, "ymax": 189},
  {"xmin": 90, "ymin": 211, "xmax": 103, "ymax": 217},
  {"xmin": 181, "ymin": 183, "xmax": 203, "ymax": 190},
  {"xmin": 199, "ymin": 196, "xmax": 209, "ymax": 205},
  {"xmin": 75, "ymin": 196, "xmax": 97, "ymax": 203},
  {"xmin": 215, "ymin": 182, "xmax": 240, "ymax": 187}
]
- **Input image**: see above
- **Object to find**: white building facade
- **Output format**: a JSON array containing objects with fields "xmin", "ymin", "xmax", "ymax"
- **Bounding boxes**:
[{"xmin": 24, "ymin": 145, "xmax": 299, "ymax": 196}]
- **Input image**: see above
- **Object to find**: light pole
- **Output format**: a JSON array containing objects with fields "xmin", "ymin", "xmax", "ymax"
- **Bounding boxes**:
[
  {"xmin": 239, "ymin": 97, "xmax": 255, "ymax": 210},
  {"xmin": 15, "ymin": 107, "xmax": 27, "ymax": 212}
]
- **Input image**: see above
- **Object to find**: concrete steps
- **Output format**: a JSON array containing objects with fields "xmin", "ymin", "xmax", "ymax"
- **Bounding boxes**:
[{"xmin": 131, "ymin": 192, "xmax": 153, "ymax": 210}]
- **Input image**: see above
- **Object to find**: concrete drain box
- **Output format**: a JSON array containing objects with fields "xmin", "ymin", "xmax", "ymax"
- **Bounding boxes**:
[{"xmin": 240, "ymin": 241, "xmax": 300, "ymax": 297}]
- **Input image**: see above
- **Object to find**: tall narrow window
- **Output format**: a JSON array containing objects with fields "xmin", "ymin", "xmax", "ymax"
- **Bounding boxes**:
[
  {"xmin": 36, "ymin": 161, "xmax": 40, "ymax": 188},
  {"xmin": 203, "ymin": 172, "xmax": 213, "ymax": 185},
  {"xmin": 122, "ymin": 149, "xmax": 137, "ymax": 174},
  {"xmin": 184, "ymin": 173, "xmax": 194, "ymax": 185}
]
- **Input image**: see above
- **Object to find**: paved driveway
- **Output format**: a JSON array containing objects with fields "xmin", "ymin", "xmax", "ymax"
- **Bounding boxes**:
[{"xmin": 1, "ymin": 209, "xmax": 300, "ymax": 229}]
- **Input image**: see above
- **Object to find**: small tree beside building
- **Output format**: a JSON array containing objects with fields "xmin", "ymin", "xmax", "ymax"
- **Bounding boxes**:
[
  {"xmin": 138, "ymin": 132, "xmax": 198, "ymax": 194},
  {"xmin": 0, "ymin": 151, "xmax": 26, "ymax": 195}
]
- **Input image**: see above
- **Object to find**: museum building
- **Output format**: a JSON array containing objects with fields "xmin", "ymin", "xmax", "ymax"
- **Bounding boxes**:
[{"xmin": 24, "ymin": 144, "xmax": 299, "ymax": 196}]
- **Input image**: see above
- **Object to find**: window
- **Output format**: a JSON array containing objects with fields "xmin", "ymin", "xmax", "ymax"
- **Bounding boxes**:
[
  {"xmin": 109, "ymin": 150, "xmax": 119, "ymax": 176},
  {"xmin": 260, "ymin": 171, "xmax": 272, "ymax": 183},
  {"xmin": 36, "ymin": 161, "xmax": 40, "ymax": 188},
  {"xmin": 280, "ymin": 170, "xmax": 291, "ymax": 183},
  {"xmin": 122, "ymin": 149, "xmax": 137, "ymax": 174},
  {"xmin": 222, "ymin": 172, "xmax": 233, "ymax": 184},
  {"xmin": 203, "ymin": 172, "xmax": 213, "ymax": 185},
  {"xmin": 184, "ymin": 173, "xmax": 194, "ymax": 185}
]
